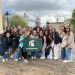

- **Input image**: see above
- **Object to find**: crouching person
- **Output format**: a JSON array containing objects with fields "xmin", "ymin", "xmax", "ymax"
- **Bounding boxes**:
[
  {"xmin": 0, "ymin": 32, "xmax": 11, "ymax": 62},
  {"xmin": 13, "ymin": 29, "xmax": 30, "ymax": 63}
]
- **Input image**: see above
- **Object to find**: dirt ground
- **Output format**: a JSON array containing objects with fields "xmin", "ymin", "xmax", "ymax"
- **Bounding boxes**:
[
  {"xmin": 0, "ymin": 45, "xmax": 75, "ymax": 75},
  {"xmin": 0, "ymin": 58, "xmax": 75, "ymax": 75}
]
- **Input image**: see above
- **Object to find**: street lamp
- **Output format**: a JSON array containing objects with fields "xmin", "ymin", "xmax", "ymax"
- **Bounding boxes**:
[{"xmin": 4, "ymin": 11, "xmax": 10, "ymax": 26}]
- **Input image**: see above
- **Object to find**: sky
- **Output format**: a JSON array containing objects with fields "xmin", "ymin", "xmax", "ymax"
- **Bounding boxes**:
[{"xmin": 2, "ymin": 0, "xmax": 75, "ymax": 26}]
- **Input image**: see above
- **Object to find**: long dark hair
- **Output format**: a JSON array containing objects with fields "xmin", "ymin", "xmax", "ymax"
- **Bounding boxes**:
[{"xmin": 66, "ymin": 26, "xmax": 71, "ymax": 36}]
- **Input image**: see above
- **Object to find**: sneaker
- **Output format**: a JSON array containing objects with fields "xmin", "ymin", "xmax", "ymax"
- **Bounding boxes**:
[
  {"xmin": 2, "ymin": 59, "xmax": 6, "ymax": 62},
  {"xmin": 14, "ymin": 59, "xmax": 18, "ymax": 61},
  {"xmin": 62, "ymin": 60, "xmax": 68, "ymax": 63},
  {"xmin": 31, "ymin": 56, "xmax": 34, "ymax": 59},
  {"xmin": 40, "ymin": 56, "xmax": 45, "ymax": 59},
  {"xmin": 34, "ymin": 56, "xmax": 36, "ymax": 59},
  {"xmin": 19, "ymin": 58, "xmax": 21, "ymax": 60},
  {"xmin": 24, "ymin": 59, "xmax": 29, "ymax": 63},
  {"xmin": 10, "ymin": 55, "xmax": 13, "ymax": 58},
  {"xmin": 67, "ymin": 60, "xmax": 73, "ymax": 62},
  {"xmin": 6, "ymin": 59, "xmax": 8, "ymax": 61},
  {"xmin": 54, "ymin": 57, "xmax": 59, "ymax": 60}
]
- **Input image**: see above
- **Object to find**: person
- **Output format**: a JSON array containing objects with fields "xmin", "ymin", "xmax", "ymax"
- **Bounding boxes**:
[
  {"xmin": 10, "ymin": 27, "xmax": 18, "ymax": 58},
  {"xmin": 30, "ymin": 30, "xmax": 38, "ymax": 59},
  {"xmin": 44, "ymin": 30, "xmax": 53, "ymax": 59},
  {"xmin": 13, "ymin": 29, "xmax": 23, "ymax": 61},
  {"xmin": 23, "ymin": 29, "xmax": 30, "ymax": 62},
  {"xmin": 0, "ymin": 32, "xmax": 11, "ymax": 62},
  {"xmin": 52, "ymin": 28, "xmax": 62, "ymax": 60},
  {"xmin": 60, "ymin": 29, "xmax": 68, "ymax": 61},
  {"xmin": 64, "ymin": 26, "xmax": 74, "ymax": 62},
  {"xmin": 60, "ymin": 25, "xmax": 65, "ymax": 37},
  {"xmin": 34, "ymin": 23, "xmax": 42, "ymax": 34},
  {"xmin": 39, "ymin": 30, "xmax": 46, "ymax": 59},
  {"xmin": 45, "ymin": 22, "xmax": 50, "ymax": 32}
]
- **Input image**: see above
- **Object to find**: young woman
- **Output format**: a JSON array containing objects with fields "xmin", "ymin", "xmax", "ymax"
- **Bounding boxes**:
[
  {"xmin": 39, "ymin": 30, "xmax": 46, "ymax": 59},
  {"xmin": 44, "ymin": 30, "xmax": 53, "ymax": 59},
  {"xmin": 30, "ymin": 30, "xmax": 38, "ymax": 59},
  {"xmin": 65, "ymin": 26, "xmax": 74, "ymax": 62},
  {"xmin": 10, "ymin": 27, "xmax": 18, "ymax": 58},
  {"xmin": 52, "ymin": 28, "xmax": 62, "ymax": 60},
  {"xmin": 60, "ymin": 25, "xmax": 65, "ymax": 37},
  {"xmin": 13, "ymin": 29, "xmax": 23, "ymax": 61},
  {"xmin": 0, "ymin": 32, "xmax": 11, "ymax": 62},
  {"xmin": 60, "ymin": 29, "xmax": 68, "ymax": 61},
  {"xmin": 22, "ymin": 29, "xmax": 30, "ymax": 62}
]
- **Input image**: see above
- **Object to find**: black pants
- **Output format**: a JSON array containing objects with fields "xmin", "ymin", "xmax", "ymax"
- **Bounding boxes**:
[{"xmin": 20, "ymin": 47, "xmax": 27, "ymax": 59}]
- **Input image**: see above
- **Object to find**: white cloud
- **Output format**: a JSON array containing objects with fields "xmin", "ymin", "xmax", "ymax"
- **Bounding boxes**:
[{"xmin": 3, "ymin": 0, "xmax": 75, "ymax": 26}]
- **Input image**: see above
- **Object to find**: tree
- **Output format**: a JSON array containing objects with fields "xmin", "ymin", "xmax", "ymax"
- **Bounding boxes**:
[
  {"xmin": 10, "ymin": 15, "xmax": 27, "ymax": 27},
  {"xmin": 70, "ymin": 9, "xmax": 75, "ymax": 28}
]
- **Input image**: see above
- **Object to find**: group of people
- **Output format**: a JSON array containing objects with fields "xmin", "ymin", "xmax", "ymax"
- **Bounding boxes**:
[{"xmin": 0, "ymin": 22, "xmax": 74, "ymax": 63}]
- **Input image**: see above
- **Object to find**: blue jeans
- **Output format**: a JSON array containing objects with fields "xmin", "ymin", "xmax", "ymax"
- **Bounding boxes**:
[
  {"xmin": 13, "ymin": 48, "xmax": 21, "ymax": 59},
  {"xmin": 31, "ymin": 51, "xmax": 37, "ymax": 57},
  {"xmin": 61, "ymin": 48, "xmax": 66, "ymax": 60},
  {"xmin": 66, "ymin": 48, "xmax": 72, "ymax": 60},
  {"xmin": 3, "ymin": 52, "xmax": 8, "ymax": 59}
]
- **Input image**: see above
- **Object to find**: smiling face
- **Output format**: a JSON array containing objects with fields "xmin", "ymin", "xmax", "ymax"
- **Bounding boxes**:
[
  {"xmin": 6, "ymin": 32, "xmax": 10, "ymax": 38},
  {"xmin": 65, "ymin": 26, "xmax": 70, "ymax": 32},
  {"xmin": 39, "ymin": 30, "xmax": 43, "ymax": 37},
  {"xmin": 25, "ymin": 30, "xmax": 30, "ymax": 37},
  {"xmin": 19, "ymin": 29, "xmax": 23, "ymax": 35},
  {"xmin": 33, "ymin": 30, "xmax": 37, "ymax": 36}
]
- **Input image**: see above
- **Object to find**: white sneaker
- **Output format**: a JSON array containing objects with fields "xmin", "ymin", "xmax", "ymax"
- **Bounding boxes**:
[
  {"xmin": 14, "ymin": 59, "xmax": 18, "ymax": 61},
  {"xmin": 62, "ymin": 60, "xmax": 68, "ymax": 63},
  {"xmin": 40, "ymin": 56, "xmax": 45, "ymax": 59},
  {"xmin": 2, "ymin": 59, "xmax": 6, "ymax": 62},
  {"xmin": 24, "ymin": 59, "xmax": 29, "ymax": 63},
  {"xmin": 19, "ymin": 58, "xmax": 21, "ymax": 60},
  {"xmin": 31, "ymin": 56, "xmax": 34, "ymax": 59},
  {"xmin": 67, "ymin": 60, "xmax": 73, "ymax": 62},
  {"xmin": 54, "ymin": 57, "xmax": 59, "ymax": 60},
  {"xmin": 34, "ymin": 56, "xmax": 36, "ymax": 59},
  {"xmin": 10, "ymin": 55, "xmax": 13, "ymax": 58},
  {"xmin": 6, "ymin": 59, "xmax": 8, "ymax": 61}
]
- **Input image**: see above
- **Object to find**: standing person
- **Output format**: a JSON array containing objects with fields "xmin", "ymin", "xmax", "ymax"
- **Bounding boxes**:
[
  {"xmin": 30, "ymin": 30, "xmax": 38, "ymax": 59},
  {"xmin": 44, "ymin": 30, "xmax": 53, "ymax": 59},
  {"xmin": 10, "ymin": 27, "xmax": 18, "ymax": 58},
  {"xmin": 45, "ymin": 22, "xmax": 50, "ymax": 32},
  {"xmin": 65, "ymin": 26, "xmax": 74, "ymax": 62},
  {"xmin": 60, "ymin": 29, "xmax": 68, "ymax": 61},
  {"xmin": 60, "ymin": 26, "xmax": 65, "ymax": 37},
  {"xmin": 0, "ymin": 32, "xmax": 11, "ymax": 62},
  {"xmin": 39, "ymin": 30, "xmax": 46, "ymax": 59},
  {"xmin": 53, "ymin": 28, "xmax": 62, "ymax": 60}
]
